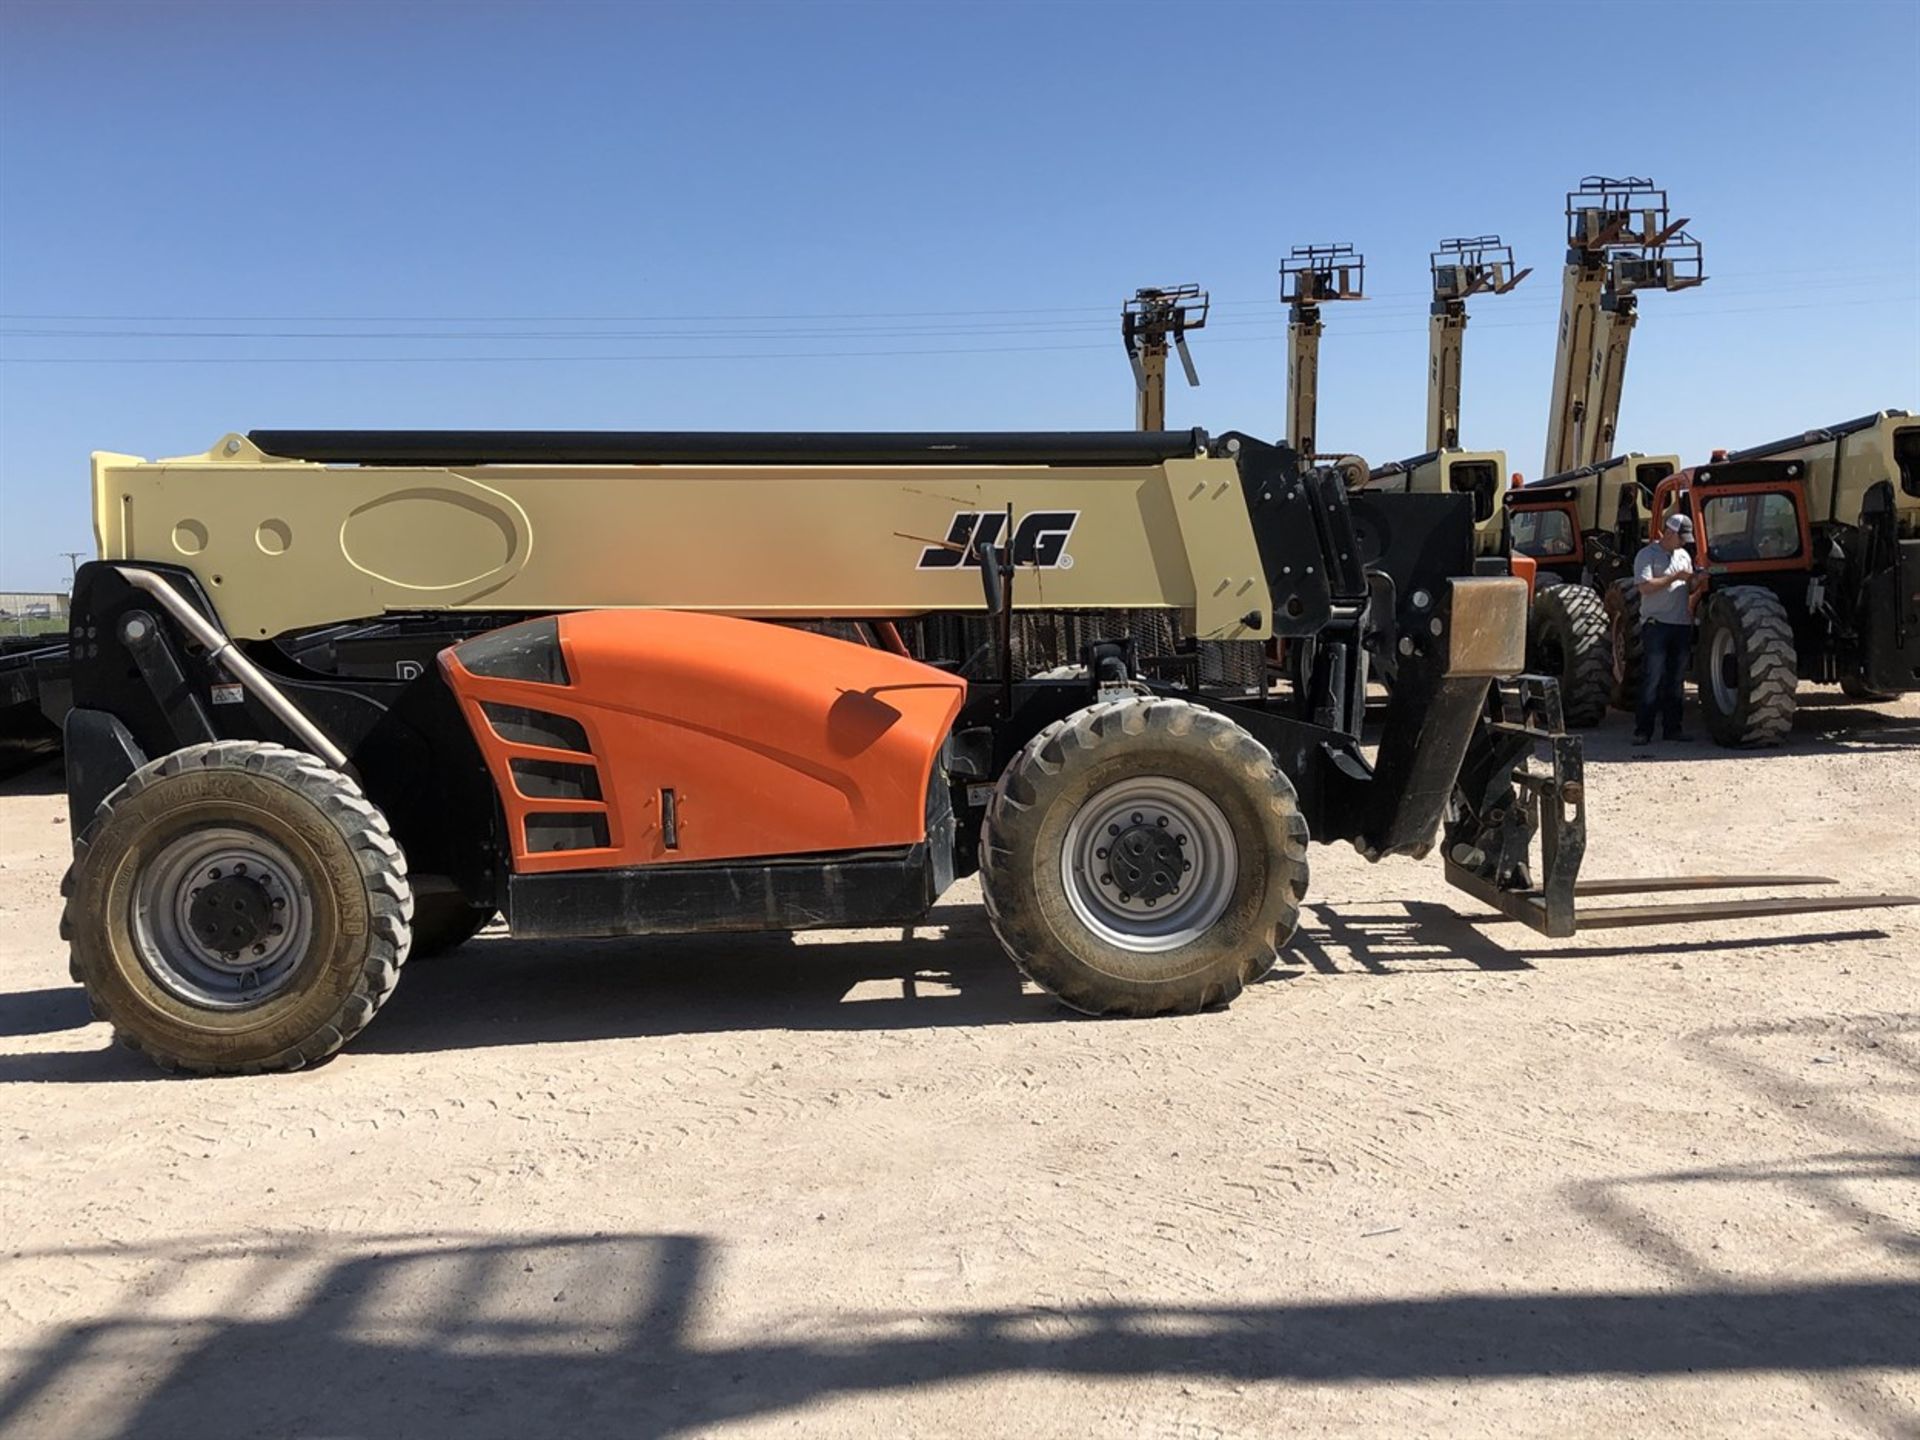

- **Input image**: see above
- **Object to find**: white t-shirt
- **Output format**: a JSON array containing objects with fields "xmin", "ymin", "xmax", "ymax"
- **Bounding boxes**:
[{"xmin": 1634, "ymin": 542, "xmax": 1693, "ymax": 626}]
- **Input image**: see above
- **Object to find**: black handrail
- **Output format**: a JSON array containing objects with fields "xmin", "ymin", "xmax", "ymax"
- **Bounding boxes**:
[{"xmin": 247, "ymin": 429, "xmax": 1213, "ymax": 468}]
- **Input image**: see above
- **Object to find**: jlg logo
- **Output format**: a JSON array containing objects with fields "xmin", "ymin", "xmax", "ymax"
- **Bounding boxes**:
[{"xmin": 917, "ymin": 511, "xmax": 1079, "ymax": 570}]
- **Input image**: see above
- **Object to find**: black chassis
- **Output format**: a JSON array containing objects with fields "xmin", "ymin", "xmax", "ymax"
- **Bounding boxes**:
[{"xmin": 60, "ymin": 432, "xmax": 1577, "ymax": 940}]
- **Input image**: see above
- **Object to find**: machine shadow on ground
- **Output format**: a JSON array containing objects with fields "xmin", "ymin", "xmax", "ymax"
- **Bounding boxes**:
[
  {"xmin": 0, "ymin": 898, "xmax": 1889, "ymax": 1082},
  {"xmin": 0, "ymin": 746, "xmax": 61, "ymax": 786},
  {"xmin": 1562, "ymin": 1007, "xmax": 1920, "ymax": 1433},
  {"xmin": 1576, "ymin": 699, "xmax": 1920, "ymax": 763},
  {"xmin": 0, "ymin": 909, "xmax": 1053, "ymax": 1082},
  {"xmin": 0, "ymin": 757, "xmax": 63, "ymax": 799},
  {"xmin": 1, "ymin": 1226, "xmax": 1913, "ymax": 1440},
  {"xmin": 0, "ymin": 985, "xmax": 93, "ymax": 1040},
  {"xmin": 1285, "ymin": 901, "xmax": 1887, "ymax": 979}
]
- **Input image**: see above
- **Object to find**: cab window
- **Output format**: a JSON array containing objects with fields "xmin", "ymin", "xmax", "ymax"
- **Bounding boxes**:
[
  {"xmin": 1510, "ymin": 507, "xmax": 1575, "ymax": 558},
  {"xmin": 1702, "ymin": 491, "xmax": 1801, "ymax": 562},
  {"xmin": 1449, "ymin": 462, "xmax": 1498, "ymax": 523}
]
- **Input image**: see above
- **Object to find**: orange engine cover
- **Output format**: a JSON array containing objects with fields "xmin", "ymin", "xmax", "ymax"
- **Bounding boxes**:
[
  {"xmin": 441, "ymin": 612, "xmax": 967, "ymax": 874},
  {"xmin": 1508, "ymin": 551, "xmax": 1538, "ymax": 600}
]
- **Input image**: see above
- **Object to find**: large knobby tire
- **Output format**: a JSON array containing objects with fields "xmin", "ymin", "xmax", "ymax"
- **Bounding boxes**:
[
  {"xmin": 408, "ymin": 891, "xmax": 497, "ymax": 958},
  {"xmin": 978, "ymin": 697, "xmax": 1308, "ymax": 1017},
  {"xmin": 1528, "ymin": 584, "xmax": 1612, "ymax": 727},
  {"xmin": 1607, "ymin": 580, "xmax": 1645, "ymax": 713},
  {"xmin": 1698, "ymin": 587, "xmax": 1798, "ymax": 747},
  {"xmin": 61, "ymin": 741, "xmax": 413, "ymax": 1075}
]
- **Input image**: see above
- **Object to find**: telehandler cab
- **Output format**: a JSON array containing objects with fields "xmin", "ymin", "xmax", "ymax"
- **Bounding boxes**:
[
  {"xmin": 1507, "ymin": 451, "xmax": 1681, "ymax": 716},
  {"xmin": 58, "ymin": 427, "xmax": 1913, "ymax": 1074},
  {"xmin": 1634, "ymin": 410, "xmax": 1920, "ymax": 745}
]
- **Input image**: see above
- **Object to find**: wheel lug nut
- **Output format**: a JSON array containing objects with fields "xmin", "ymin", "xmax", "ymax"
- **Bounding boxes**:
[
  {"xmin": 209, "ymin": 867, "xmax": 222, "ymax": 879},
  {"xmin": 1156, "ymin": 816, "xmax": 1168, "ymax": 827},
  {"xmin": 1175, "ymin": 835, "xmax": 1187, "ymax": 847},
  {"xmin": 252, "ymin": 944, "xmax": 266, "ymax": 956},
  {"xmin": 1182, "ymin": 859, "xmax": 1192, "ymax": 871},
  {"xmin": 1108, "ymin": 824, "xmax": 1119, "ymax": 836},
  {"xmin": 270, "ymin": 923, "xmax": 283, "ymax": 935},
  {"xmin": 1131, "ymin": 812, "xmax": 1142, "ymax": 824},
  {"xmin": 1145, "ymin": 898, "xmax": 1157, "ymax": 908},
  {"xmin": 1096, "ymin": 847, "xmax": 1107, "ymax": 859},
  {"xmin": 1119, "ymin": 893, "xmax": 1131, "ymax": 903},
  {"xmin": 272, "ymin": 897, "xmax": 285, "ymax": 909},
  {"xmin": 235, "ymin": 862, "xmax": 248, "ymax": 875},
  {"xmin": 1099, "ymin": 874, "xmax": 1112, "ymax": 886}
]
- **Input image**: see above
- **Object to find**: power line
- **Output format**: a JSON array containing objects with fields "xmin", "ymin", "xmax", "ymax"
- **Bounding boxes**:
[
  {"xmin": 0, "ymin": 340, "xmax": 1126, "ymax": 365},
  {"xmin": 0, "ymin": 295, "xmax": 1908, "ymax": 365},
  {"xmin": 1, "ymin": 275, "xmax": 1905, "ymax": 346},
  {"xmin": 0, "ymin": 263, "xmax": 1905, "ymax": 328},
  {"xmin": 0, "ymin": 281, "xmax": 1906, "ymax": 346}
]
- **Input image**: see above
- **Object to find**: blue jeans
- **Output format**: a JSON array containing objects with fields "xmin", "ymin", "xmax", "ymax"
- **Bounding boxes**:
[{"xmin": 1637, "ymin": 620, "xmax": 1691, "ymax": 738}]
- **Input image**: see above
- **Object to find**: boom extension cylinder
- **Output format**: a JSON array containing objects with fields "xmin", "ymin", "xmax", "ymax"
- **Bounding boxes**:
[
  {"xmin": 1287, "ymin": 305, "xmax": 1323, "ymax": 456},
  {"xmin": 1427, "ymin": 308, "xmax": 1466, "ymax": 452}
]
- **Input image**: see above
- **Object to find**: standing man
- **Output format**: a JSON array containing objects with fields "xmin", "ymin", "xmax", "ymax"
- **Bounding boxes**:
[{"xmin": 1632, "ymin": 512, "xmax": 1703, "ymax": 746}]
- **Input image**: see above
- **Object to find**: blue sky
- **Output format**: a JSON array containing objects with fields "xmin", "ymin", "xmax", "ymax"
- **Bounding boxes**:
[{"xmin": 2, "ymin": 0, "xmax": 1915, "ymax": 590}]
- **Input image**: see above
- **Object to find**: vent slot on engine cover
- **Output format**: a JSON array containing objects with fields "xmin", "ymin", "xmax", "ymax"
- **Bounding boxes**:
[
  {"xmin": 524, "ymin": 813, "xmax": 611, "ymax": 853},
  {"xmin": 511, "ymin": 758, "xmax": 603, "ymax": 801},
  {"xmin": 482, "ymin": 703, "xmax": 591, "ymax": 753}
]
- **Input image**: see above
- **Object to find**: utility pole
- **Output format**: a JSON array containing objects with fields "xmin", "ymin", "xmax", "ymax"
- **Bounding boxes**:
[
  {"xmin": 1279, "ymin": 245, "xmax": 1364, "ymax": 458},
  {"xmin": 1427, "ymin": 236, "xmax": 1529, "ymax": 452},
  {"xmin": 60, "ymin": 552, "xmax": 86, "ymax": 586},
  {"xmin": 1542, "ymin": 177, "xmax": 1703, "ymax": 477},
  {"xmin": 1121, "ymin": 285, "xmax": 1207, "ymax": 431}
]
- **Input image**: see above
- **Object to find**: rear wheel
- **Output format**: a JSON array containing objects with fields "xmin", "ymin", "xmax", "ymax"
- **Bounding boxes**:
[
  {"xmin": 62, "ymin": 741, "xmax": 413, "ymax": 1074},
  {"xmin": 1527, "ymin": 584, "xmax": 1612, "ymax": 727},
  {"xmin": 979, "ymin": 697, "xmax": 1308, "ymax": 1016},
  {"xmin": 1698, "ymin": 587, "xmax": 1798, "ymax": 747},
  {"xmin": 1607, "ymin": 580, "xmax": 1645, "ymax": 712}
]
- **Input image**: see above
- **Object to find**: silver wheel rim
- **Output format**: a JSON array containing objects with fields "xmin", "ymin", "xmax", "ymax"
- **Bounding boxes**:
[
  {"xmin": 130, "ymin": 826, "xmax": 316, "ymax": 1009},
  {"xmin": 1709, "ymin": 626, "xmax": 1738, "ymax": 713},
  {"xmin": 1060, "ymin": 776, "xmax": 1239, "ymax": 952}
]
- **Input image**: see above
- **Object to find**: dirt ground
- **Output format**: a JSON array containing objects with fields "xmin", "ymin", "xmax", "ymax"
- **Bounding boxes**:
[{"xmin": 0, "ymin": 689, "xmax": 1915, "ymax": 1439}]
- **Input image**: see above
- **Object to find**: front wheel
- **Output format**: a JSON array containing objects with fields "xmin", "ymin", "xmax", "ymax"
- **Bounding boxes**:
[
  {"xmin": 1607, "ymin": 580, "xmax": 1645, "ymax": 713},
  {"xmin": 1527, "ymin": 583, "xmax": 1612, "ymax": 727},
  {"xmin": 978, "ymin": 697, "xmax": 1308, "ymax": 1016},
  {"xmin": 62, "ymin": 741, "xmax": 413, "ymax": 1074},
  {"xmin": 1698, "ymin": 587, "xmax": 1798, "ymax": 747}
]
